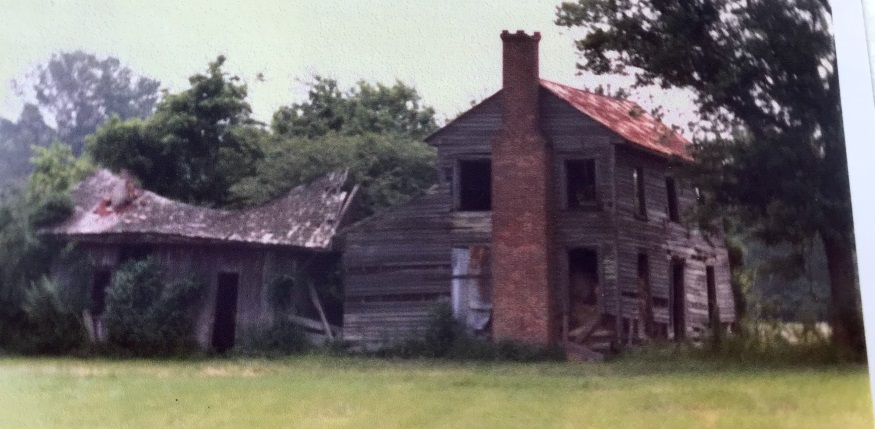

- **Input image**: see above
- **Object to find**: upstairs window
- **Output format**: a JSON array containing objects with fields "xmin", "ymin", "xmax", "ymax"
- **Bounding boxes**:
[
  {"xmin": 633, "ymin": 167, "xmax": 646, "ymax": 218},
  {"xmin": 566, "ymin": 159, "xmax": 597, "ymax": 209},
  {"xmin": 666, "ymin": 177, "xmax": 679, "ymax": 222},
  {"xmin": 457, "ymin": 159, "xmax": 491, "ymax": 211}
]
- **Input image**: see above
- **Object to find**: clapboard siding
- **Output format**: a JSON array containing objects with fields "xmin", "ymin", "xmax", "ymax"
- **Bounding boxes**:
[{"xmin": 341, "ymin": 88, "xmax": 736, "ymax": 348}]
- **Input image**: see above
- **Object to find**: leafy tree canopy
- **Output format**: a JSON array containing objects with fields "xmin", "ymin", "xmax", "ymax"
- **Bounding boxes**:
[
  {"xmin": 272, "ymin": 76, "xmax": 438, "ymax": 140},
  {"xmin": 15, "ymin": 51, "xmax": 161, "ymax": 155},
  {"xmin": 556, "ymin": 0, "xmax": 862, "ymax": 354},
  {"xmin": 88, "ymin": 56, "xmax": 266, "ymax": 207},
  {"xmin": 28, "ymin": 142, "xmax": 94, "ymax": 199},
  {"xmin": 231, "ymin": 132, "xmax": 437, "ymax": 216}
]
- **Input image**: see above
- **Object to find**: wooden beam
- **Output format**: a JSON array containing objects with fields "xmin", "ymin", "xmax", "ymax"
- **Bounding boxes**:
[{"xmin": 308, "ymin": 283, "xmax": 335, "ymax": 340}]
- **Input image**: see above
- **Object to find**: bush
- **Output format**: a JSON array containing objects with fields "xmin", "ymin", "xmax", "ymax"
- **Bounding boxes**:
[
  {"xmin": 381, "ymin": 303, "xmax": 565, "ymax": 362},
  {"xmin": 103, "ymin": 258, "xmax": 204, "ymax": 356},
  {"xmin": 234, "ymin": 319, "xmax": 310, "ymax": 356},
  {"xmin": 17, "ymin": 277, "xmax": 87, "ymax": 354}
]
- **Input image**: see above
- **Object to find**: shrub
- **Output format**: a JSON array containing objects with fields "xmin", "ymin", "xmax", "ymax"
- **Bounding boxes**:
[
  {"xmin": 234, "ymin": 319, "xmax": 310, "ymax": 356},
  {"xmin": 381, "ymin": 303, "xmax": 565, "ymax": 362},
  {"xmin": 103, "ymin": 258, "xmax": 204, "ymax": 356},
  {"xmin": 18, "ymin": 277, "xmax": 87, "ymax": 354}
]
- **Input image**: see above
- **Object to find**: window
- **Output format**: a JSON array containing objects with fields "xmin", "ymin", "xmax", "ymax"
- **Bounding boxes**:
[
  {"xmin": 565, "ymin": 159, "xmax": 597, "ymax": 209},
  {"xmin": 457, "ymin": 160, "xmax": 491, "ymax": 211},
  {"xmin": 633, "ymin": 167, "xmax": 646, "ymax": 218},
  {"xmin": 666, "ymin": 177, "xmax": 679, "ymax": 222}
]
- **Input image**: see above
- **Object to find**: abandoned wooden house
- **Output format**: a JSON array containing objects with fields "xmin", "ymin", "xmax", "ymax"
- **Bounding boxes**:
[
  {"xmin": 341, "ymin": 31, "xmax": 736, "ymax": 358},
  {"xmin": 45, "ymin": 169, "xmax": 358, "ymax": 352}
]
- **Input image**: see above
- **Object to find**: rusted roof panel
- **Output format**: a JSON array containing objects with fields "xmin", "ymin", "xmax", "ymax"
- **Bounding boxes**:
[
  {"xmin": 45, "ymin": 169, "xmax": 353, "ymax": 250},
  {"xmin": 540, "ymin": 80, "xmax": 692, "ymax": 160}
]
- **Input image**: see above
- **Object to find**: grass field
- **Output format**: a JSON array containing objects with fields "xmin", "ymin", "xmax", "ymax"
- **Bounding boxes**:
[{"xmin": 1, "ymin": 355, "xmax": 872, "ymax": 429}]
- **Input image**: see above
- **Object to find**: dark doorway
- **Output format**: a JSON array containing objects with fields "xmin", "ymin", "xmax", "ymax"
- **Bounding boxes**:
[
  {"xmin": 457, "ymin": 159, "xmax": 492, "ymax": 211},
  {"xmin": 568, "ymin": 249, "xmax": 599, "ymax": 336},
  {"xmin": 671, "ymin": 261, "xmax": 686, "ymax": 340},
  {"xmin": 91, "ymin": 269, "xmax": 112, "ymax": 315},
  {"xmin": 706, "ymin": 266, "xmax": 718, "ymax": 328},
  {"xmin": 212, "ymin": 272, "xmax": 240, "ymax": 353}
]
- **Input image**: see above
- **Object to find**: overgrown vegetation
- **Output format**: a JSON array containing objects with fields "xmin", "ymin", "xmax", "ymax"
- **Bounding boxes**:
[
  {"xmin": 378, "ymin": 304, "xmax": 565, "ymax": 362},
  {"xmin": 234, "ymin": 320, "xmax": 311, "ymax": 357},
  {"xmin": 103, "ymin": 258, "xmax": 204, "ymax": 356}
]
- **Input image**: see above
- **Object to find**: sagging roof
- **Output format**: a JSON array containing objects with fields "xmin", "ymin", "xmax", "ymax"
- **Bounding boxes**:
[
  {"xmin": 539, "ymin": 80, "xmax": 691, "ymax": 160},
  {"xmin": 44, "ymin": 169, "xmax": 357, "ymax": 250}
]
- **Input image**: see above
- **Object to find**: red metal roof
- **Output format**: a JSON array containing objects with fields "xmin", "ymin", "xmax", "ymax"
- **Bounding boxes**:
[{"xmin": 540, "ymin": 80, "xmax": 692, "ymax": 160}]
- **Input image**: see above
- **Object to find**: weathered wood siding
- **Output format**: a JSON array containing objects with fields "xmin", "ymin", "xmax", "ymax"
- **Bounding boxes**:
[
  {"xmin": 614, "ymin": 145, "xmax": 735, "ymax": 337},
  {"xmin": 342, "ymin": 88, "xmax": 735, "ymax": 347},
  {"xmin": 73, "ymin": 242, "xmax": 326, "ymax": 349}
]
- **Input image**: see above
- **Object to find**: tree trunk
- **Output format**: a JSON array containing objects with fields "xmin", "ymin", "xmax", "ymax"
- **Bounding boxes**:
[{"xmin": 821, "ymin": 235, "xmax": 866, "ymax": 357}]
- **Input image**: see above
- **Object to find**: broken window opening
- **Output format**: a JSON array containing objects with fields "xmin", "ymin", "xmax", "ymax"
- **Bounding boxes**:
[
  {"xmin": 633, "ymin": 167, "xmax": 646, "ymax": 218},
  {"xmin": 457, "ymin": 160, "xmax": 491, "ymax": 211},
  {"xmin": 666, "ymin": 177, "xmax": 679, "ymax": 222},
  {"xmin": 566, "ymin": 159, "xmax": 598, "ymax": 209}
]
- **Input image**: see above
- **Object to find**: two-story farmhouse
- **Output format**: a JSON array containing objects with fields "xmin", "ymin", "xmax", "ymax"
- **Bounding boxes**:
[{"xmin": 341, "ymin": 31, "xmax": 736, "ymax": 357}]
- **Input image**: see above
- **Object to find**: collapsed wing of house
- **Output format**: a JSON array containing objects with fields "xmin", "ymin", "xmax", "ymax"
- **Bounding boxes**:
[
  {"xmin": 46, "ymin": 169, "xmax": 357, "ymax": 351},
  {"xmin": 45, "ymin": 168, "xmax": 356, "ymax": 249}
]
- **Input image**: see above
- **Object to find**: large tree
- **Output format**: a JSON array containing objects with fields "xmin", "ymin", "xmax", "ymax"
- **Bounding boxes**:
[
  {"xmin": 0, "ymin": 104, "xmax": 57, "ymax": 186},
  {"xmin": 16, "ymin": 51, "xmax": 161, "ymax": 155},
  {"xmin": 89, "ymin": 56, "xmax": 264, "ymax": 207},
  {"xmin": 271, "ymin": 76, "xmax": 438, "ymax": 140},
  {"xmin": 556, "ymin": 0, "xmax": 862, "ymax": 353},
  {"xmin": 230, "ymin": 132, "xmax": 437, "ymax": 216}
]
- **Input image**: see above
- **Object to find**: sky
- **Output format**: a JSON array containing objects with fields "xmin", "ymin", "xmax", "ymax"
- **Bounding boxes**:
[{"xmin": 0, "ymin": 0, "xmax": 703, "ymax": 130}]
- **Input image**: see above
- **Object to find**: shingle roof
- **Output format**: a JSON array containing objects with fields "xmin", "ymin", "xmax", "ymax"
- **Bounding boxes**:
[
  {"xmin": 44, "ymin": 169, "xmax": 356, "ymax": 250},
  {"xmin": 540, "ymin": 80, "xmax": 691, "ymax": 160}
]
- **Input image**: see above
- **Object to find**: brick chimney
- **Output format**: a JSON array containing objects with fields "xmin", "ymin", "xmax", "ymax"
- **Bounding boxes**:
[{"xmin": 490, "ymin": 30, "xmax": 556, "ymax": 345}]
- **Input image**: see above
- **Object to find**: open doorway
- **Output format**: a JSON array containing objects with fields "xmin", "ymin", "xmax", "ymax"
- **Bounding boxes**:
[
  {"xmin": 671, "ymin": 260, "xmax": 686, "ymax": 340},
  {"xmin": 568, "ymin": 249, "xmax": 599, "ymax": 339},
  {"xmin": 212, "ymin": 272, "xmax": 239, "ymax": 353}
]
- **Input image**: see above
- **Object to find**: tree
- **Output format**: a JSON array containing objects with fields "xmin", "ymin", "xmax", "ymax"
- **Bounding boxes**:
[
  {"xmin": 28, "ymin": 142, "xmax": 94, "ymax": 199},
  {"xmin": 89, "ymin": 56, "xmax": 265, "ymax": 207},
  {"xmin": 0, "ymin": 104, "xmax": 57, "ymax": 186},
  {"xmin": 230, "ymin": 132, "xmax": 437, "ymax": 216},
  {"xmin": 272, "ymin": 76, "xmax": 438, "ymax": 140},
  {"xmin": 556, "ymin": 0, "xmax": 863, "ymax": 354},
  {"xmin": 16, "ymin": 51, "xmax": 161, "ymax": 155}
]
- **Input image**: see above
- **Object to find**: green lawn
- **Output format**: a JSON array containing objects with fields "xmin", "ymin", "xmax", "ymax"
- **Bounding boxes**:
[{"xmin": 0, "ymin": 356, "xmax": 871, "ymax": 429}]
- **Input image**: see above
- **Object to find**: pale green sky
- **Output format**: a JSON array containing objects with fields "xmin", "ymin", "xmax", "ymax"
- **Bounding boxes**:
[
  {"xmin": 0, "ymin": 0, "xmax": 590, "ymax": 125},
  {"xmin": 1, "ymin": 1, "xmax": 867, "ymax": 132}
]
